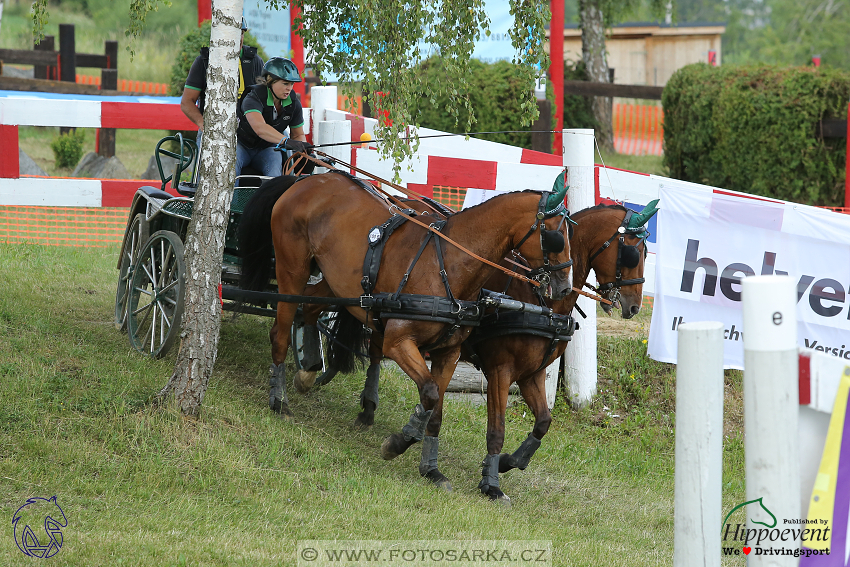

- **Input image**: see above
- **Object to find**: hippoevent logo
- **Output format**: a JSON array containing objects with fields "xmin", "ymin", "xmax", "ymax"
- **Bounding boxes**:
[
  {"xmin": 721, "ymin": 497, "xmax": 831, "ymax": 558},
  {"xmin": 12, "ymin": 496, "xmax": 68, "ymax": 559}
]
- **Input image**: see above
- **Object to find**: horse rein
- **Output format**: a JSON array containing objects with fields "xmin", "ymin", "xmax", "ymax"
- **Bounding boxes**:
[{"xmin": 287, "ymin": 150, "xmax": 579, "ymax": 288}]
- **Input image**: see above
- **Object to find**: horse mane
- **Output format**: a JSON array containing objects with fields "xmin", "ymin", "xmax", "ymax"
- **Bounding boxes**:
[
  {"xmin": 452, "ymin": 189, "xmax": 542, "ymax": 216},
  {"xmin": 572, "ymin": 202, "xmax": 627, "ymax": 219}
]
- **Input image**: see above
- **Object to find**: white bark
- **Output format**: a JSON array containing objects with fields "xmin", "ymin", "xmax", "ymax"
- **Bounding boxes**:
[
  {"xmin": 0, "ymin": 1, "xmax": 4, "ymax": 40},
  {"xmin": 160, "ymin": 0, "xmax": 243, "ymax": 416},
  {"xmin": 579, "ymin": 0, "xmax": 613, "ymax": 151}
]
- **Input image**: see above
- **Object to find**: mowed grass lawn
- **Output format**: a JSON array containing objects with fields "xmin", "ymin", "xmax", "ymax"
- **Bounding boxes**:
[{"xmin": 0, "ymin": 242, "xmax": 746, "ymax": 566}]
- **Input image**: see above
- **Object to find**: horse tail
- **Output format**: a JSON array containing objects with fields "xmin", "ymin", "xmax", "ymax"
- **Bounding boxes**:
[
  {"xmin": 326, "ymin": 309, "xmax": 369, "ymax": 374},
  {"xmin": 238, "ymin": 175, "xmax": 299, "ymax": 292}
]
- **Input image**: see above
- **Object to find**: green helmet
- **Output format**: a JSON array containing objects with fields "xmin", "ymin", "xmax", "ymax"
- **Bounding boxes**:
[{"xmin": 263, "ymin": 57, "xmax": 301, "ymax": 83}]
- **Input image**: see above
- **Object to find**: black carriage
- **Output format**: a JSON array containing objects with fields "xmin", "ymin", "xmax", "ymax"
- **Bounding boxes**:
[{"xmin": 112, "ymin": 134, "xmax": 313, "ymax": 359}]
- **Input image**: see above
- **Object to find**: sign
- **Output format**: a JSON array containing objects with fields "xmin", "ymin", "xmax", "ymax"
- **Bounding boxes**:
[
  {"xmin": 243, "ymin": 0, "xmax": 291, "ymax": 59},
  {"xmin": 647, "ymin": 184, "xmax": 850, "ymax": 369}
]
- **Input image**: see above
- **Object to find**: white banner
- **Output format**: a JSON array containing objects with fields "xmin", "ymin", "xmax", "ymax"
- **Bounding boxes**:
[{"xmin": 648, "ymin": 184, "xmax": 850, "ymax": 369}]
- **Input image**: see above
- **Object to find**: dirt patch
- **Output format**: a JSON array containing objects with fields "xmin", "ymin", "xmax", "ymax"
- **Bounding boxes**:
[{"xmin": 595, "ymin": 297, "xmax": 653, "ymax": 338}]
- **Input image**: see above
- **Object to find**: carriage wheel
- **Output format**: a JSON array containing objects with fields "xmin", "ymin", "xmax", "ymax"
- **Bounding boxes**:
[
  {"xmin": 127, "ymin": 230, "xmax": 186, "ymax": 358},
  {"xmin": 114, "ymin": 213, "xmax": 150, "ymax": 332}
]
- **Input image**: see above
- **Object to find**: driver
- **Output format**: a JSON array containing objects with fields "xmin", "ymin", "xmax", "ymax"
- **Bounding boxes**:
[{"xmin": 235, "ymin": 57, "xmax": 314, "ymax": 179}]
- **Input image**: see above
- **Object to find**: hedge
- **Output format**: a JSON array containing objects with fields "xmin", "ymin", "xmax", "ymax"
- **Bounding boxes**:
[
  {"xmin": 662, "ymin": 63, "xmax": 849, "ymax": 206},
  {"xmin": 410, "ymin": 58, "xmax": 597, "ymax": 150}
]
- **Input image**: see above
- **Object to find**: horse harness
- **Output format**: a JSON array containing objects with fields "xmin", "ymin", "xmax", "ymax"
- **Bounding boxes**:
[
  {"xmin": 359, "ymin": 183, "xmax": 574, "ymax": 352},
  {"xmin": 584, "ymin": 209, "xmax": 648, "ymax": 308}
]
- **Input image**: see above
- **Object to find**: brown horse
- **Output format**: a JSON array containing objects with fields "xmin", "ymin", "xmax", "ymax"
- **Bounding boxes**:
[
  {"xmin": 238, "ymin": 171, "xmax": 573, "ymax": 489},
  {"xmin": 311, "ymin": 201, "xmax": 659, "ymax": 502},
  {"xmin": 466, "ymin": 201, "xmax": 657, "ymax": 502}
]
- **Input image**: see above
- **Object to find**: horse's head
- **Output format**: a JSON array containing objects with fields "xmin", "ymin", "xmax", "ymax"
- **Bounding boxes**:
[
  {"xmin": 513, "ymin": 188, "xmax": 573, "ymax": 301},
  {"xmin": 584, "ymin": 200, "xmax": 658, "ymax": 319}
]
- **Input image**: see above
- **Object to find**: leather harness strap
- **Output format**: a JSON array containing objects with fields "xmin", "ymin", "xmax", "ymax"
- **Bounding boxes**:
[{"xmin": 291, "ymin": 151, "xmax": 545, "ymax": 287}]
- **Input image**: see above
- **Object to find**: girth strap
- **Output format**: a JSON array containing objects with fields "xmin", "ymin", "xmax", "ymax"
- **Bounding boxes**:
[{"xmin": 361, "ymin": 212, "xmax": 415, "ymax": 296}]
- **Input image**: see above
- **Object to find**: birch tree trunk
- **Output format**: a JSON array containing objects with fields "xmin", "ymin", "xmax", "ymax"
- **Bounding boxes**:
[
  {"xmin": 579, "ymin": 0, "xmax": 614, "ymax": 151},
  {"xmin": 158, "ymin": 0, "xmax": 243, "ymax": 417},
  {"xmin": 0, "ymin": 1, "xmax": 5, "ymax": 39}
]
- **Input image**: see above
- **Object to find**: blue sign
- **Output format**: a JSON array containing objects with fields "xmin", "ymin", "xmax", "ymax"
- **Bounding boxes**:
[
  {"xmin": 12, "ymin": 496, "xmax": 68, "ymax": 559},
  {"xmin": 243, "ymin": 0, "xmax": 292, "ymax": 58}
]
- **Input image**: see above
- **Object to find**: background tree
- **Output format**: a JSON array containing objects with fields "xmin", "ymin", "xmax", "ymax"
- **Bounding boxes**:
[
  {"xmin": 576, "ymin": 0, "xmax": 669, "ymax": 151},
  {"xmin": 156, "ymin": 0, "xmax": 243, "ymax": 416}
]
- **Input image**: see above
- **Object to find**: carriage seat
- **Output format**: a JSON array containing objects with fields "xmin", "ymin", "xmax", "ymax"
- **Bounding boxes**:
[{"xmin": 138, "ymin": 186, "xmax": 175, "ymax": 201}]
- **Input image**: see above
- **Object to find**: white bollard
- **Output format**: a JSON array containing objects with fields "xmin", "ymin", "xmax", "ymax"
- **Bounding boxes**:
[
  {"xmin": 309, "ymin": 85, "xmax": 338, "ymax": 123},
  {"xmin": 674, "ymin": 321, "xmax": 724, "ymax": 567},
  {"xmin": 564, "ymin": 128, "xmax": 596, "ymax": 407},
  {"xmin": 742, "ymin": 275, "xmax": 800, "ymax": 566},
  {"xmin": 315, "ymin": 120, "xmax": 351, "ymax": 173}
]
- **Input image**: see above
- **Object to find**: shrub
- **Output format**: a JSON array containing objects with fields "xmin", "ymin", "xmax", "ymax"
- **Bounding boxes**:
[
  {"xmin": 168, "ymin": 20, "xmax": 270, "ymax": 97},
  {"xmin": 409, "ymin": 58, "xmax": 597, "ymax": 150},
  {"xmin": 663, "ymin": 63, "xmax": 849, "ymax": 206},
  {"xmin": 50, "ymin": 130, "xmax": 86, "ymax": 169}
]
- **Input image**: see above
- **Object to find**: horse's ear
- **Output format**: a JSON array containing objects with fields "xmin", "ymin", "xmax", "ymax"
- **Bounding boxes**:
[
  {"xmin": 546, "ymin": 172, "xmax": 569, "ymax": 212},
  {"xmin": 628, "ymin": 199, "xmax": 660, "ymax": 230},
  {"xmin": 550, "ymin": 170, "xmax": 568, "ymax": 194}
]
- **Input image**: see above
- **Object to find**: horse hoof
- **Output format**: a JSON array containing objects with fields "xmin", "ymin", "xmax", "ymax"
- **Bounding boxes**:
[
  {"xmin": 270, "ymin": 398, "xmax": 294, "ymax": 419},
  {"xmin": 293, "ymin": 369, "xmax": 317, "ymax": 393},
  {"xmin": 380, "ymin": 433, "xmax": 411, "ymax": 460},
  {"xmin": 486, "ymin": 487, "xmax": 512, "ymax": 506},
  {"xmin": 354, "ymin": 412, "xmax": 374, "ymax": 430},
  {"xmin": 423, "ymin": 469, "xmax": 453, "ymax": 492}
]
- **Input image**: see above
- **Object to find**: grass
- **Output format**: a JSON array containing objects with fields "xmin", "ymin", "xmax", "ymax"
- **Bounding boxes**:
[
  {"xmin": 0, "ymin": 1, "xmax": 195, "ymax": 83},
  {"xmin": 18, "ymin": 126, "xmax": 173, "ymax": 179},
  {"xmin": 0, "ymin": 241, "xmax": 746, "ymax": 566}
]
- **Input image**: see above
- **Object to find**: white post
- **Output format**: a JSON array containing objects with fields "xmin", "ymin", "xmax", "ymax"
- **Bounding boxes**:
[
  {"xmin": 544, "ymin": 361, "xmax": 559, "ymax": 409},
  {"xmin": 674, "ymin": 321, "xmax": 724, "ymax": 567},
  {"xmin": 309, "ymin": 85, "xmax": 338, "ymax": 123},
  {"xmin": 564, "ymin": 128, "xmax": 596, "ymax": 407},
  {"xmin": 315, "ymin": 121, "xmax": 351, "ymax": 173},
  {"xmin": 742, "ymin": 275, "xmax": 800, "ymax": 566}
]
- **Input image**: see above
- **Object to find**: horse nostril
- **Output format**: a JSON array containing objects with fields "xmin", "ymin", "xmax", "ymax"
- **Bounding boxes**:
[{"xmin": 630, "ymin": 305, "xmax": 640, "ymax": 315}]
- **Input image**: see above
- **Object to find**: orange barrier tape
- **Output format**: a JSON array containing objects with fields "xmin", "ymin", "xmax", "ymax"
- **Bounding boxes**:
[
  {"xmin": 0, "ymin": 206, "xmax": 128, "ymax": 248},
  {"xmin": 76, "ymin": 75, "xmax": 169, "ymax": 95},
  {"xmin": 613, "ymin": 103, "xmax": 665, "ymax": 157}
]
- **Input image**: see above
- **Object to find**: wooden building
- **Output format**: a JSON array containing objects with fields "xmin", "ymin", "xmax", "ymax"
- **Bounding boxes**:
[{"xmin": 558, "ymin": 22, "xmax": 726, "ymax": 87}]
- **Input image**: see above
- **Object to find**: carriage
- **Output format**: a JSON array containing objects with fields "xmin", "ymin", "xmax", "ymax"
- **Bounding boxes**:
[{"xmin": 112, "ymin": 133, "xmax": 317, "ymax": 361}]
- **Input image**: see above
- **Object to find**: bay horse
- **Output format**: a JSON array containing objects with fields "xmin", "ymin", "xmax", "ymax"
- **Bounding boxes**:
[
  {"xmin": 311, "ymin": 200, "xmax": 659, "ymax": 502},
  {"xmin": 238, "ymin": 171, "xmax": 573, "ymax": 489}
]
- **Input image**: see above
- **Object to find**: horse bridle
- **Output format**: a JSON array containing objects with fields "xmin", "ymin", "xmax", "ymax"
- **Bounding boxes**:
[
  {"xmin": 513, "ymin": 193, "xmax": 574, "ymax": 289},
  {"xmin": 585, "ymin": 209, "xmax": 648, "ymax": 306}
]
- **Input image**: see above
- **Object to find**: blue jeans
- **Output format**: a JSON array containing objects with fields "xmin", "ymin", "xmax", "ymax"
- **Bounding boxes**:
[{"xmin": 236, "ymin": 143, "xmax": 282, "ymax": 181}]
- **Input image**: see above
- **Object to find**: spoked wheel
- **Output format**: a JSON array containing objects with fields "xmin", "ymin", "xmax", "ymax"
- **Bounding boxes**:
[
  {"xmin": 128, "ymin": 230, "xmax": 186, "ymax": 358},
  {"xmin": 114, "ymin": 213, "xmax": 149, "ymax": 332}
]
